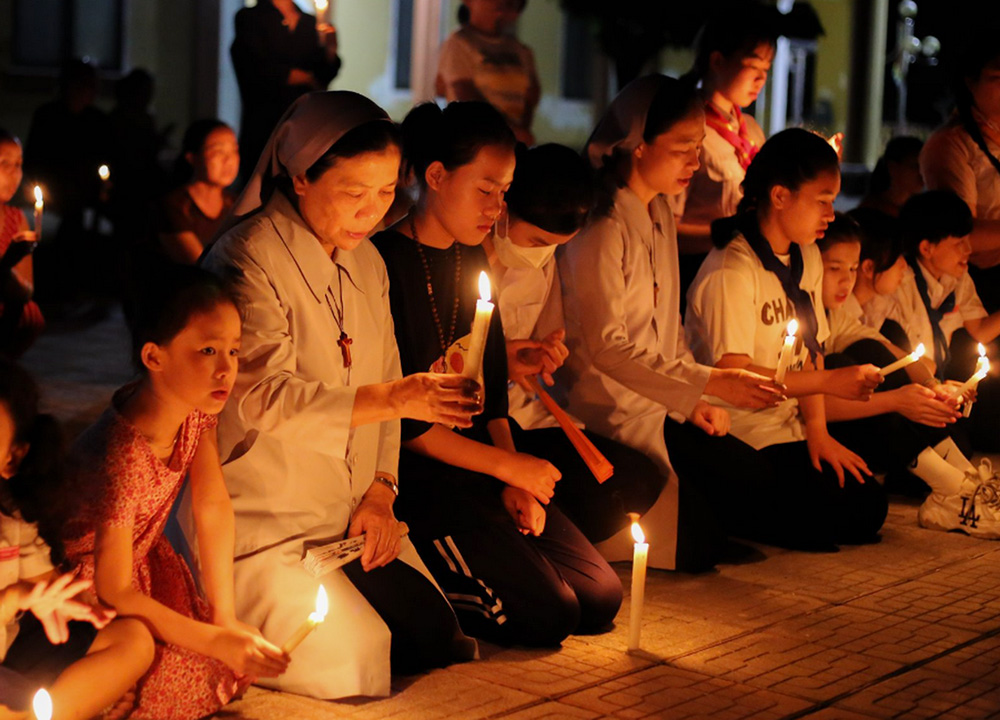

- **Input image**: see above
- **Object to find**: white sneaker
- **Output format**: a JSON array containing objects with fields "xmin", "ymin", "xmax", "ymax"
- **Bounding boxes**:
[{"xmin": 918, "ymin": 461, "xmax": 1000, "ymax": 539}]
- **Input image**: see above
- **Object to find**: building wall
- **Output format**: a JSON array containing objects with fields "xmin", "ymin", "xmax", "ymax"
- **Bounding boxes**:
[{"xmin": 812, "ymin": 0, "xmax": 854, "ymax": 136}]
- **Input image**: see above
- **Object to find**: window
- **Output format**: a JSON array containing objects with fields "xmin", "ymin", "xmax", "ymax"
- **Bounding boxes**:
[
  {"xmin": 12, "ymin": 0, "xmax": 125, "ymax": 71},
  {"xmin": 560, "ymin": 11, "xmax": 594, "ymax": 101},
  {"xmin": 394, "ymin": 0, "xmax": 415, "ymax": 90}
]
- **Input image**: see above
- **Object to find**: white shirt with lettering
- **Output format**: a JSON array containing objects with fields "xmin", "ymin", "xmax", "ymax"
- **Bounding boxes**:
[{"xmin": 686, "ymin": 233, "xmax": 829, "ymax": 450}]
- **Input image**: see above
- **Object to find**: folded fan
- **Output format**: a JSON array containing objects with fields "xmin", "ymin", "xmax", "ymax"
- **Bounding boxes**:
[{"xmin": 303, "ymin": 522, "xmax": 410, "ymax": 577}]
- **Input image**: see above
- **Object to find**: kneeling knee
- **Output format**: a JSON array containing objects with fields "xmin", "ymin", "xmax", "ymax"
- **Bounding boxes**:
[{"xmin": 108, "ymin": 618, "xmax": 156, "ymax": 670}]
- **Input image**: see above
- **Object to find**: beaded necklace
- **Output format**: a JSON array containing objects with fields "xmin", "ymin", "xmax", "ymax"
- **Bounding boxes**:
[{"xmin": 410, "ymin": 215, "xmax": 462, "ymax": 356}]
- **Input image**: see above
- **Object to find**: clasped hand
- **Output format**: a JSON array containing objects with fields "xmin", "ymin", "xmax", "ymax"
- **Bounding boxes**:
[{"xmin": 506, "ymin": 329, "xmax": 569, "ymax": 390}]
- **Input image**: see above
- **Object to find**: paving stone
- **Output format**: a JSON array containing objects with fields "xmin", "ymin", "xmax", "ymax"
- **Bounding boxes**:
[{"xmin": 492, "ymin": 702, "xmax": 601, "ymax": 719}]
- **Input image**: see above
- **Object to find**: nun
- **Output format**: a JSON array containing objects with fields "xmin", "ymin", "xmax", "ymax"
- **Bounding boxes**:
[{"xmin": 201, "ymin": 91, "xmax": 479, "ymax": 699}]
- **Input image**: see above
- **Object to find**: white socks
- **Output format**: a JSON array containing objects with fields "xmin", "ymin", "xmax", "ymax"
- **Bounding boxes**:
[
  {"xmin": 932, "ymin": 436, "xmax": 976, "ymax": 473},
  {"xmin": 910, "ymin": 446, "xmax": 966, "ymax": 496}
]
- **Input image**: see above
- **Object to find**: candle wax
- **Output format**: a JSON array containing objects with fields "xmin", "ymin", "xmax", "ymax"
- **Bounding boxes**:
[{"xmin": 627, "ymin": 542, "xmax": 648, "ymax": 651}]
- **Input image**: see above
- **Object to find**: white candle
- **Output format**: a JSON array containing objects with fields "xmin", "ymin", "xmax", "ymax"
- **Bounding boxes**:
[
  {"xmin": 774, "ymin": 318, "xmax": 799, "ymax": 384},
  {"xmin": 953, "ymin": 345, "xmax": 989, "ymax": 401},
  {"xmin": 462, "ymin": 271, "xmax": 494, "ymax": 382},
  {"xmin": 314, "ymin": 0, "xmax": 329, "ymax": 21},
  {"xmin": 282, "ymin": 585, "xmax": 328, "ymax": 653},
  {"xmin": 879, "ymin": 342, "xmax": 926, "ymax": 377},
  {"xmin": 98, "ymin": 164, "xmax": 110, "ymax": 182},
  {"xmin": 32, "ymin": 689, "xmax": 52, "ymax": 720},
  {"xmin": 33, "ymin": 185, "xmax": 43, "ymax": 243},
  {"xmin": 627, "ymin": 517, "xmax": 648, "ymax": 652}
]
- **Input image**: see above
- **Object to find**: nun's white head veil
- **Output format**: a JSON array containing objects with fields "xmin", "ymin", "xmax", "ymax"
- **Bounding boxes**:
[
  {"xmin": 584, "ymin": 74, "xmax": 669, "ymax": 170},
  {"xmin": 227, "ymin": 90, "xmax": 393, "ymax": 229}
]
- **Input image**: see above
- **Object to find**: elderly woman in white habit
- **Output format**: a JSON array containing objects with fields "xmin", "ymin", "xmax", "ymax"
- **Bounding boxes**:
[
  {"xmin": 558, "ymin": 75, "xmax": 782, "ymax": 573},
  {"xmin": 201, "ymin": 91, "xmax": 480, "ymax": 699}
]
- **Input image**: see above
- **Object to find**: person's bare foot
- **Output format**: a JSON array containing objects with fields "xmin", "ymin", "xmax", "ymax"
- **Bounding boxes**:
[{"xmin": 102, "ymin": 688, "xmax": 137, "ymax": 720}]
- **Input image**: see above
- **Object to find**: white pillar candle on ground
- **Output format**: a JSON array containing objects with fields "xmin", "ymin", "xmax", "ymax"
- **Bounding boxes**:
[
  {"xmin": 32, "ymin": 689, "xmax": 52, "ymax": 720},
  {"xmin": 774, "ymin": 318, "xmax": 799, "ymax": 384},
  {"xmin": 282, "ymin": 585, "xmax": 328, "ymax": 653},
  {"xmin": 33, "ymin": 185, "xmax": 43, "ymax": 243},
  {"xmin": 879, "ymin": 342, "xmax": 926, "ymax": 377},
  {"xmin": 462, "ymin": 271, "xmax": 494, "ymax": 382},
  {"xmin": 627, "ymin": 517, "xmax": 648, "ymax": 652}
]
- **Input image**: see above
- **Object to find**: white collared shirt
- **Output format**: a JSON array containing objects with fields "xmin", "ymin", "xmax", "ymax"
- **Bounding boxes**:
[
  {"xmin": 922, "ymin": 118, "xmax": 1000, "ymax": 220},
  {"xmin": 885, "ymin": 262, "xmax": 986, "ymax": 358}
]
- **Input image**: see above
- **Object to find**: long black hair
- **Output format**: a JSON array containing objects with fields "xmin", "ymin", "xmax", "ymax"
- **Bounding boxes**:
[
  {"xmin": 400, "ymin": 101, "xmax": 516, "ymax": 187},
  {"xmin": 0, "ymin": 359, "xmax": 70, "ymax": 566},
  {"xmin": 712, "ymin": 128, "xmax": 839, "ymax": 247},
  {"xmin": 849, "ymin": 207, "xmax": 904, "ymax": 276}
]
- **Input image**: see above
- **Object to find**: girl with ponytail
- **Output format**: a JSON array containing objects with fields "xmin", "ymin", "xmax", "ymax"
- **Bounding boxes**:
[
  {"xmin": 373, "ymin": 101, "xmax": 622, "ymax": 648},
  {"xmin": 0, "ymin": 358, "xmax": 153, "ymax": 718},
  {"xmin": 560, "ymin": 74, "xmax": 783, "ymax": 572},
  {"xmin": 921, "ymin": 16, "xmax": 1000, "ymax": 313},
  {"xmin": 686, "ymin": 128, "xmax": 888, "ymax": 549}
]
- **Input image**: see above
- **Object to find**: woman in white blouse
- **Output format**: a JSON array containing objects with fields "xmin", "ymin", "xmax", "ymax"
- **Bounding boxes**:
[
  {"xmin": 202, "ymin": 91, "xmax": 479, "ymax": 699},
  {"xmin": 560, "ymin": 75, "xmax": 782, "ymax": 571}
]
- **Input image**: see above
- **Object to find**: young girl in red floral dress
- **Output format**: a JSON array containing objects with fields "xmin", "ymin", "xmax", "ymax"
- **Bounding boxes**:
[
  {"xmin": 62, "ymin": 266, "xmax": 288, "ymax": 720},
  {"xmin": 0, "ymin": 129, "xmax": 45, "ymax": 358}
]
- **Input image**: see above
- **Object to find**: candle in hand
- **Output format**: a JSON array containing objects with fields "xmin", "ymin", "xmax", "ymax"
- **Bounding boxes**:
[
  {"xmin": 33, "ymin": 185, "xmax": 43, "ymax": 243},
  {"xmin": 32, "ymin": 689, "xmax": 52, "ymax": 720},
  {"xmin": 627, "ymin": 515, "xmax": 648, "ymax": 652},
  {"xmin": 774, "ymin": 318, "xmax": 798, "ymax": 384},
  {"xmin": 314, "ymin": 0, "xmax": 329, "ymax": 20},
  {"xmin": 879, "ymin": 342, "xmax": 926, "ymax": 377},
  {"xmin": 98, "ymin": 164, "xmax": 110, "ymax": 182},
  {"xmin": 462, "ymin": 271, "xmax": 495, "ymax": 382},
  {"xmin": 953, "ymin": 344, "xmax": 989, "ymax": 402},
  {"xmin": 282, "ymin": 585, "xmax": 329, "ymax": 653}
]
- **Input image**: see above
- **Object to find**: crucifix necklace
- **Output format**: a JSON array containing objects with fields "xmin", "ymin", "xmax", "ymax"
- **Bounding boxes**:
[{"xmin": 325, "ymin": 265, "xmax": 352, "ymax": 368}]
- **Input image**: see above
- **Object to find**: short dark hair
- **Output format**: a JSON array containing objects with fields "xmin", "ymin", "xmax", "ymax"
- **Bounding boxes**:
[
  {"xmin": 898, "ymin": 190, "xmax": 973, "ymax": 257},
  {"xmin": 849, "ymin": 207, "xmax": 904, "ymax": 275},
  {"xmin": 401, "ymin": 101, "xmax": 516, "ymax": 186},
  {"xmin": 127, "ymin": 264, "xmax": 242, "ymax": 372},
  {"xmin": 868, "ymin": 136, "xmax": 923, "ymax": 195},
  {"xmin": 817, "ymin": 212, "xmax": 861, "ymax": 253},
  {"xmin": 0, "ymin": 128, "xmax": 18, "ymax": 147},
  {"xmin": 506, "ymin": 144, "xmax": 594, "ymax": 235}
]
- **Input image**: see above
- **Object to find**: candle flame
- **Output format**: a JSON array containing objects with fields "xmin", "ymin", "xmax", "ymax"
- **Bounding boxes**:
[
  {"xmin": 786, "ymin": 318, "xmax": 798, "ymax": 337},
  {"xmin": 33, "ymin": 185, "xmax": 43, "ymax": 207},
  {"xmin": 310, "ymin": 585, "xmax": 329, "ymax": 622},
  {"xmin": 98, "ymin": 164, "xmax": 110, "ymax": 181},
  {"xmin": 478, "ymin": 271, "xmax": 491, "ymax": 303},
  {"xmin": 631, "ymin": 521, "xmax": 645, "ymax": 545},
  {"xmin": 315, "ymin": 0, "xmax": 329, "ymax": 11},
  {"xmin": 32, "ymin": 689, "xmax": 52, "ymax": 720},
  {"xmin": 911, "ymin": 343, "xmax": 926, "ymax": 361},
  {"xmin": 978, "ymin": 343, "xmax": 987, "ymax": 358},
  {"xmin": 979, "ymin": 357, "xmax": 991, "ymax": 379}
]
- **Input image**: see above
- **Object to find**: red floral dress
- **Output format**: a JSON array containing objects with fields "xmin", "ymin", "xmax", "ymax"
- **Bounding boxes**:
[
  {"xmin": 0, "ymin": 205, "xmax": 45, "ymax": 350},
  {"xmin": 63, "ymin": 386, "xmax": 237, "ymax": 720}
]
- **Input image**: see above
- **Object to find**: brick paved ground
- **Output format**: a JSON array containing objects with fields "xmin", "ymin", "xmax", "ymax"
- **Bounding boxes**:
[{"xmin": 24, "ymin": 308, "xmax": 1000, "ymax": 720}]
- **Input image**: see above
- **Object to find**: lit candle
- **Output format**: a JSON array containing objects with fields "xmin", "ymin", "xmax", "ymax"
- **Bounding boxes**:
[
  {"xmin": 98, "ymin": 164, "xmax": 110, "ymax": 182},
  {"xmin": 462, "ymin": 271, "xmax": 495, "ymax": 382},
  {"xmin": 32, "ymin": 689, "xmax": 52, "ymax": 720},
  {"xmin": 774, "ymin": 318, "xmax": 799, "ymax": 384},
  {"xmin": 953, "ymin": 344, "xmax": 990, "ymax": 402},
  {"xmin": 282, "ymin": 585, "xmax": 328, "ymax": 653},
  {"xmin": 314, "ymin": 0, "xmax": 329, "ymax": 21},
  {"xmin": 879, "ymin": 342, "xmax": 926, "ymax": 377},
  {"xmin": 627, "ymin": 515, "xmax": 648, "ymax": 652},
  {"xmin": 33, "ymin": 185, "xmax": 43, "ymax": 243}
]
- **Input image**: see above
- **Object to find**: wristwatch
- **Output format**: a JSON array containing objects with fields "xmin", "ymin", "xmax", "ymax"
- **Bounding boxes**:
[{"xmin": 373, "ymin": 473, "xmax": 399, "ymax": 497}]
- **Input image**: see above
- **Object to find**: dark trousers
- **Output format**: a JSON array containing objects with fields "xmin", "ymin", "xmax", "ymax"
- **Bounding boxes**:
[
  {"xmin": 396, "ymin": 448, "xmax": 622, "ymax": 647},
  {"xmin": 664, "ymin": 420, "xmax": 888, "ymax": 551},
  {"xmin": 509, "ymin": 425, "xmax": 667, "ymax": 543},
  {"xmin": 343, "ymin": 557, "xmax": 472, "ymax": 675}
]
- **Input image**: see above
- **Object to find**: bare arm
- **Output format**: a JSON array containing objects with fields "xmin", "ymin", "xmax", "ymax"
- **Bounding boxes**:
[{"xmin": 964, "ymin": 311, "xmax": 1000, "ymax": 344}]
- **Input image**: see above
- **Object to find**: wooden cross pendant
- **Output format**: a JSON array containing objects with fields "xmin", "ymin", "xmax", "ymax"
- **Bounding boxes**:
[{"xmin": 338, "ymin": 331, "xmax": 353, "ymax": 368}]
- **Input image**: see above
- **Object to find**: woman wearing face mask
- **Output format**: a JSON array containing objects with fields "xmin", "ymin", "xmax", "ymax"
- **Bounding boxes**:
[
  {"xmin": 202, "ymin": 92, "xmax": 480, "ymax": 699},
  {"xmin": 483, "ymin": 142, "xmax": 666, "ymax": 544},
  {"xmin": 373, "ymin": 102, "xmax": 622, "ymax": 648}
]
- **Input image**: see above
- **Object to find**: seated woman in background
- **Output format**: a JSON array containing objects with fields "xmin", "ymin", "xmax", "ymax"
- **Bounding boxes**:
[
  {"xmin": 374, "ymin": 101, "xmax": 622, "ymax": 647},
  {"xmin": 483, "ymin": 142, "xmax": 665, "ymax": 545},
  {"xmin": 856, "ymin": 136, "xmax": 924, "ymax": 219},
  {"xmin": 0, "ymin": 358, "xmax": 153, "ymax": 720},
  {"xmin": 686, "ymin": 128, "xmax": 888, "ymax": 550},
  {"xmin": 157, "ymin": 120, "xmax": 239, "ymax": 265},
  {"xmin": 0, "ymin": 129, "xmax": 44, "ymax": 358}
]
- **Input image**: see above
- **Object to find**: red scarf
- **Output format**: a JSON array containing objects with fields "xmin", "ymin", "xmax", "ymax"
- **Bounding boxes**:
[{"xmin": 705, "ymin": 103, "xmax": 759, "ymax": 171}]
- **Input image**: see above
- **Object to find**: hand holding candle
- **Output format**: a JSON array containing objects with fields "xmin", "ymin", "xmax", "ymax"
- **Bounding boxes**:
[
  {"xmin": 627, "ymin": 514, "xmax": 648, "ymax": 652},
  {"xmin": 282, "ymin": 585, "xmax": 328, "ymax": 653},
  {"xmin": 953, "ymin": 344, "xmax": 990, "ymax": 403},
  {"xmin": 774, "ymin": 318, "xmax": 798, "ymax": 384},
  {"xmin": 33, "ymin": 185, "xmax": 43, "ymax": 243},
  {"xmin": 462, "ymin": 271, "xmax": 495, "ymax": 383},
  {"xmin": 32, "ymin": 689, "xmax": 52, "ymax": 720},
  {"xmin": 879, "ymin": 342, "xmax": 926, "ymax": 377}
]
